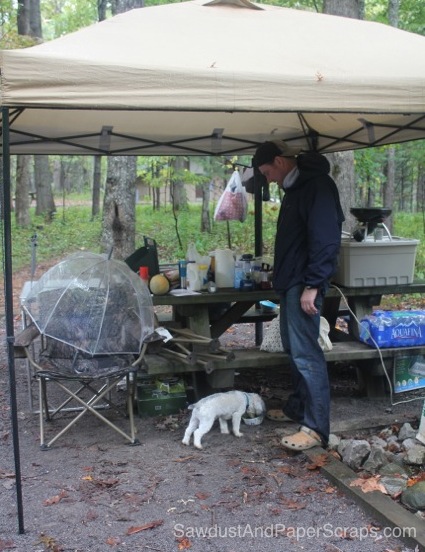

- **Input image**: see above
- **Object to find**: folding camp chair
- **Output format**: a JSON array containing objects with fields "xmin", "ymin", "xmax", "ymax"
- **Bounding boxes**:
[{"xmin": 14, "ymin": 323, "xmax": 150, "ymax": 450}]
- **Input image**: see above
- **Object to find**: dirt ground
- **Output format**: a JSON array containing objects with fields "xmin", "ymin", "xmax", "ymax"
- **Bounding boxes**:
[{"xmin": 0, "ymin": 264, "xmax": 423, "ymax": 552}]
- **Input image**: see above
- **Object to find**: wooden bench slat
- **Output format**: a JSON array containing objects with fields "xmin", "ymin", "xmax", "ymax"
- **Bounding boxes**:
[{"xmin": 143, "ymin": 341, "xmax": 425, "ymax": 375}]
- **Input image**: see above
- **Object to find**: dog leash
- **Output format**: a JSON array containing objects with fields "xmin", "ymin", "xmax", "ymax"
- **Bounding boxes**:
[{"xmin": 243, "ymin": 392, "xmax": 250, "ymax": 411}]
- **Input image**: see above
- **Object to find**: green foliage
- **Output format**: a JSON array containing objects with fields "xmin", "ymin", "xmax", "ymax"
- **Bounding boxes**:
[
  {"xmin": 10, "ymin": 207, "xmax": 103, "ymax": 272},
  {"xmin": 7, "ymin": 200, "xmax": 424, "ymax": 282},
  {"xmin": 393, "ymin": 212, "xmax": 425, "ymax": 280},
  {"xmin": 42, "ymin": 0, "xmax": 98, "ymax": 40}
]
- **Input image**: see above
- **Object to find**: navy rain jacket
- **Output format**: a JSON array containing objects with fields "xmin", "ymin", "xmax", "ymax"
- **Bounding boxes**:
[{"xmin": 273, "ymin": 153, "xmax": 345, "ymax": 293}]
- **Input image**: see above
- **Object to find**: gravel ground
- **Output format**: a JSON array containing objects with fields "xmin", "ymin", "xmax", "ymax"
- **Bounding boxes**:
[
  {"xmin": 1, "ymin": 264, "xmax": 423, "ymax": 551},
  {"xmin": 1, "ymin": 319, "xmax": 422, "ymax": 552}
]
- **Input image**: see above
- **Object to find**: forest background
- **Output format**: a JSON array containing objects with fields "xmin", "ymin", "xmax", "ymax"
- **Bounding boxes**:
[{"xmin": 1, "ymin": 0, "xmax": 425, "ymax": 277}]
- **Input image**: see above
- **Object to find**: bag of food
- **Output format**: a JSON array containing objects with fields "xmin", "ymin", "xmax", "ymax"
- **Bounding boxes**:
[
  {"xmin": 214, "ymin": 170, "xmax": 248, "ymax": 222},
  {"xmin": 260, "ymin": 316, "xmax": 332, "ymax": 353}
]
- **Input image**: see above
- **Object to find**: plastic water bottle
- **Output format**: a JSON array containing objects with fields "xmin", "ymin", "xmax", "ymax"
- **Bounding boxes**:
[
  {"xmin": 234, "ymin": 257, "xmax": 244, "ymax": 289},
  {"xmin": 198, "ymin": 264, "xmax": 209, "ymax": 291}
]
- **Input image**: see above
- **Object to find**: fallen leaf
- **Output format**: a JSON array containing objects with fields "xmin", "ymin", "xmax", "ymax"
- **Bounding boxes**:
[
  {"xmin": 407, "ymin": 471, "xmax": 425, "ymax": 486},
  {"xmin": 268, "ymin": 506, "xmax": 282, "ymax": 515},
  {"xmin": 86, "ymin": 477, "xmax": 119, "ymax": 488},
  {"xmin": 350, "ymin": 476, "xmax": 388, "ymax": 494},
  {"xmin": 173, "ymin": 456, "xmax": 197, "ymax": 463},
  {"xmin": 0, "ymin": 471, "xmax": 15, "ymax": 479},
  {"xmin": 177, "ymin": 536, "xmax": 192, "ymax": 550},
  {"xmin": 37, "ymin": 533, "xmax": 64, "ymax": 551},
  {"xmin": 0, "ymin": 539, "xmax": 15, "ymax": 551},
  {"xmin": 195, "ymin": 492, "xmax": 210, "ymax": 500},
  {"xmin": 275, "ymin": 465, "xmax": 298, "ymax": 477},
  {"xmin": 85, "ymin": 509, "xmax": 98, "ymax": 522},
  {"xmin": 43, "ymin": 490, "xmax": 68, "ymax": 506},
  {"xmin": 306, "ymin": 453, "xmax": 329, "ymax": 470},
  {"xmin": 126, "ymin": 519, "xmax": 163, "ymax": 535},
  {"xmin": 105, "ymin": 536, "xmax": 120, "ymax": 546},
  {"xmin": 277, "ymin": 495, "xmax": 306, "ymax": 510}
]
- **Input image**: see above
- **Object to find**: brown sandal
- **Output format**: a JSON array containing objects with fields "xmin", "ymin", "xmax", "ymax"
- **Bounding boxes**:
[
  {"xmin": 280, "ymin": 426, "xmax": 322, "ymax": 451},
  {"xmin": 266, "ymin": 409, "xmax": 296, "ymax": 423}
]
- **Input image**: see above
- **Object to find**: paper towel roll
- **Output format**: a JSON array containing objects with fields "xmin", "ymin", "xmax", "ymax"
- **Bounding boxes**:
[
  {"xmin": 215, "ymin": 249, "xmax": 234, "ymax": 288},
  {"xmin": 416, "ymin": 400, "xmax": 425, "ymax": 445}
]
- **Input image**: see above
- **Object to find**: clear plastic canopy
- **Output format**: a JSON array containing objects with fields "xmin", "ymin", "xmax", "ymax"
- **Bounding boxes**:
[{"xmin": 22, "ymin": 251, "xmax": 155, "ymax": 356}]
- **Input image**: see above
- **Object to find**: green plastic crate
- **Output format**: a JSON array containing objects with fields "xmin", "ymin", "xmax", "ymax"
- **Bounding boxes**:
[{"xmin": 137, "ymin": 387, "xmax": 187, "ymax": 417}]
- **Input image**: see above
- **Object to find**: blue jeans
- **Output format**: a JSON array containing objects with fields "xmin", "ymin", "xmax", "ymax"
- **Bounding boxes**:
[{"xmin": 279, "ymin": 284, "xmax": 330, "ymax": 444}]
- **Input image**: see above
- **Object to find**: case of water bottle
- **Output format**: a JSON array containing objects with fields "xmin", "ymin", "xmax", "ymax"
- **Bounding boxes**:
[{"xmin": 359, "ymin": 310, "xmax": 425, "ymax": 348}]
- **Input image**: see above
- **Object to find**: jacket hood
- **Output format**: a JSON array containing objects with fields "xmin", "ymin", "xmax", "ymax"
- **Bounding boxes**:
[{"xmin": 297, "ymin": 152, "xmax": 330, "ymax": 175}]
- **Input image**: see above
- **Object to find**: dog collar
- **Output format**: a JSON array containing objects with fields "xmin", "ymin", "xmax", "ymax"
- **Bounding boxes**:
[{"xmin": 243, "ymin": 392, "xmax": 250, "ymax": 410}]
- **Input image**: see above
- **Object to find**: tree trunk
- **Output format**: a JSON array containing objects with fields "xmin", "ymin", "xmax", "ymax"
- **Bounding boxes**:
[
  {"xmin": 323, "ymin": 0, "xmax": 361, "ymax": 18},
  {"xmin": 15, "ymin": 156, "xmax": 31, "ymax": 227},
  {"xmin": 92, "ymin": 155, "xmax": 102, "ymax": 218},
  {"xmin": 112, "ymin": 0, "xmax": 144, "ymax": 15},
  {"xmin": 29, "ymin": 0, "xmax": 42, "ymax": 39},
  {"xmin": 201, "ymin": 181, "xmax": 211, "ymax": 233},
  {"xmin": 17, "ymin": 0, "xmax": 30, "ymax": 35},
  {"xmin": 15, "ymin": 0, "xmax": 45, "ymax": 226},
  {"xmin": 34, "ymin": 156, "xmax": 56, "ymax": 220},
  {"xmin": 101, "ymin": 0, "xmax": 144, "ymax": 259},
  {"xmin": 384, "ymin": 0, "xmax": 400, "ymax": 232},
  {"xmin": 101, "ymin": 156, "xmax": 137, "ymax": 259},
  {"xmin": 328, "ymin": 151, "xmax": 356, "ymax": 231},
  {"xmin": 154, "ymin": 187, "xmax": 161, "ymax": 211},
  {"xmin": 384, "ymin": 148, "xmax": 395, "ymax": 230},
  {"xmin": 323, "ymin": 0, "xmax": 360, "ymax": 232},
  {"xmin": 171, "ymin": 157, "xmax": 188, "ymax": 211}
]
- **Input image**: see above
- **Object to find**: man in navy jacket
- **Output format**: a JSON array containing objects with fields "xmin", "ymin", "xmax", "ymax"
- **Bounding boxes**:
[{"xmin": 253, "ymin": 140, "xmax": 345, "ymax": 450}]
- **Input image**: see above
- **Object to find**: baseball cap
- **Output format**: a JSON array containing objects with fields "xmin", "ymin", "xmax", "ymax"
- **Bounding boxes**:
[{"xmin": 252, "ymin": 140, "xmax": 301, "ymax": 168}]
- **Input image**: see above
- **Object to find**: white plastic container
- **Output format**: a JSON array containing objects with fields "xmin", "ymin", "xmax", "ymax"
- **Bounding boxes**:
[
  {"xmin": 214, "ymin": 249, "xmax": 235, "ymax": 288},
  {"xmin": 187, "ymin": 263, "xmax": 201, "ymax": 291},
  {"xmin": 333, "ymin": 237, "xmax": 419, "ymax": 287}
]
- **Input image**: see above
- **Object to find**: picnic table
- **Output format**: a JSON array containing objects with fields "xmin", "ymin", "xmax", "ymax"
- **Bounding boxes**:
[{"xmin": 148, "ymin": 281, "xmax": 425, "ymax": 398}]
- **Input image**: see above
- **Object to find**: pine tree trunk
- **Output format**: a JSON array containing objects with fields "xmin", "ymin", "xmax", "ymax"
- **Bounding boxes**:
[
  {"xmin": 15, "ymin": 156, "xmax": 31, "ymax": 227},
  {"xmin": 92, "ymin": 155, "xmax": 102, "ymax": 218},
  {"xmin": 101, "ymin": 156, "xmax": 137, "ymax": 259},
  {"xmin": 384, "ymin": 0, "xmax": 400, "ymax": 232},
  {"xmin": 201, "ymin": 181, "xmax": 211, "ymax": 233},
  {"xmin": 101, "ymin": 0, "xmax": 144, "ymax": 258},
  {"xmin": 171, "ymin": 157, "xmax": 188, "ymax": 211},
  {"xmin": 323, "ymin": 0, "xmax": 360, "ymax": 232},
  {"xmin": 34, "ymin": 156, "xmax": 56, "ymax": 221}
]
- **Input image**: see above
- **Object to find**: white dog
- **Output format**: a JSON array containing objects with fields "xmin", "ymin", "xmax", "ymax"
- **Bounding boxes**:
[{"xmin": 182, "ymin": 390, "xmax": 266, "ymax": 450}]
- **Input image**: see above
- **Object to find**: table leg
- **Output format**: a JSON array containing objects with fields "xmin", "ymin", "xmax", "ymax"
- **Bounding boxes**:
[
  {"xmin": 175, "ymin": 304, "xmax": 235, "ymax": 396},
  {"xmin": 347, "ymin": 295, "xmax": 382, "ymax": 340}
]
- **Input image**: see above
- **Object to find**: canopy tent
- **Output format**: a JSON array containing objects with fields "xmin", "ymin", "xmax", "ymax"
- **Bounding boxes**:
[
  {"xmin": 1, "ymin": 0, "xmax": 425, "ymax": 156},
  {"xmin": 2, "ymin": 0, "xmax": 425, "ymax": 534}
]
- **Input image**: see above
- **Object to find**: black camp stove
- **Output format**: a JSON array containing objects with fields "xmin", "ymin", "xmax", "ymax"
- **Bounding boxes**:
[{"xmin": 350, "ymin": 207, "xmax": 392, "ymax": 242}]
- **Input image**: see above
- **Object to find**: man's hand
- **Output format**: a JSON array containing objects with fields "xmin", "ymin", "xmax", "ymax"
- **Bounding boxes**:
[{"xmin": 301, "ymin": 287, "xmax": 318, "ymax": 315}]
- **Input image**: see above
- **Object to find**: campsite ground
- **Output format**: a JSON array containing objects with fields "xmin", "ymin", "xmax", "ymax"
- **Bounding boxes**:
[{"xmin": 0, "ymin": 264, "xmax": 424, "ymax": 552}]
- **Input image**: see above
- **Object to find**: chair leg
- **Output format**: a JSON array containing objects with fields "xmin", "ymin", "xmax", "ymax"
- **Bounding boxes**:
[
  {"xmin": 41, "ymin": 375, "xmax": 139, "ymax": 449},
  {"xmin": 126, "ymin": 372, "xmax": 139, "ymax": 446},
  {"xmin": 38, "ymin": 377, "xmax": 49, "ymax": 451}
]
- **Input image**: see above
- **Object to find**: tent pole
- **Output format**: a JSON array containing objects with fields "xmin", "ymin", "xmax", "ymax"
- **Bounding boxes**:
[
  {"xmin": 254, "ymin": 171, "xmax": 263, "ymax": 345},
  {"xmin": 254, "ymin": 173, "xmax": 262, "ymax": 258},
  {"xmin": 1, "ymin": 107, "xmax": 25, "ymax": 534}
]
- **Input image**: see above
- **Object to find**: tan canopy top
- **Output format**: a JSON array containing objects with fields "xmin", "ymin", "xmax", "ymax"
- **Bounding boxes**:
[{"xmin": 1, "ymin": 0, "xmax": 425, "ymax": 156}]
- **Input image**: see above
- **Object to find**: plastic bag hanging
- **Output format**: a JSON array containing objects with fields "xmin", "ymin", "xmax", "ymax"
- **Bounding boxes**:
[{"xmin": 214, "ymin": 170, "xmax": 248, "ymax": 223}]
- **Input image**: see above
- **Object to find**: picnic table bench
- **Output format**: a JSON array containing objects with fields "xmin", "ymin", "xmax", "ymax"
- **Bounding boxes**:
[{"xmin": 147, "ymin": 281, "xmax": 425, "ymax": 398}]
